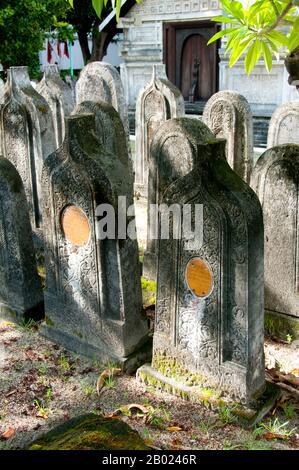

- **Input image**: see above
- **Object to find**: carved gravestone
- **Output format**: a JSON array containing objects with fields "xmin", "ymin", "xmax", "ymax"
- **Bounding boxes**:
[
  {"xmin": 138, "ymin": 118, "xmax": 265, "ymax": 404},
  {"xmin": 36, "ymin": 65, "xmax": 74, "ymax": 147},
  {"xmin": 73, "ymin": 100, "xmax": 133, "ymax": 176},
  {"xmin": 267, "ymin": 101, "xmax": 299, "ymax": 147},
  {"xmin": 0, "ymin": 67, "xmax": 56, "ymax": 236},
  {"xmin": 0, "ymin": 79, "xmax": 4, "ymax": 104},
  {"xmin": 135, "ymin": 67, "xmax": 185, "ymax": 196},
  {"xmin": 251, "ymin": 145, "xmax": 299, "ymax": 326},
  {"xmin": 143, "ymin": 118, "xmax": 215, "ymax": 281},
  {"xmin": 76, "ymin": 62, "xmax": 130, "ymax": 139},
  {"xmin": 0, "ymin": 156, "xmax": 43, "ymax": 321},
  {"xmin": 41, "ymin": 113, "xmax": 149, "ymax": 369},
  {"xmin": 203, "ymin": 91, "xmax": 253, "ymax": 183}
]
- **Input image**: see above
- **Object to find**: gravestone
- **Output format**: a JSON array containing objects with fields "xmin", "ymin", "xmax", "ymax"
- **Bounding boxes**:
[
  {"xmin": 0, "ymin": 66, "xmax": 56, "ymax": 236},
  {"xmin": 40, "ymin": 113, "xmax": 149, "ymax": 370},
  {"xmin": 203, "ymin": 90, "xmax": 253, "ymax": 183},
  {"xmin": 0, "ymin": 156, "xmax": 43, "ymax": 321},
  {"xmin": 0, "ymin": 79, "xmax": 4, "ymax": 104},
  {"xmin": 143, "ymin": 118, "xmax": 215, "ymax": 281},
  {"xmin": 267, "ymin": 101, "xmax": 299, "ymax": 147},
  {"xmin": 76, "ymin": 62, "xmax": 130, "ymax": 139},
  {"xmin": 36, "ymin": 65, "xmax": 74, "ymax": 147},
  {"xmin": 135, "ymin": 67, "xmax": 185, "ymax": 196},
  {"xmin": 73, "ymin": 100, "xmax": 133, "ymax": 176},
  {"xmin": 138, "ymin": 118, "xmax": 265, "ymax": 404},
  {"xmin": 251, "ymin": 145, "xmax": 299, "ymax": 333}
]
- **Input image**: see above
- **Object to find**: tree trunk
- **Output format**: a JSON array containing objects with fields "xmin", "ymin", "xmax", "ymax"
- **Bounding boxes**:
[
  {"xmin": 78, "ymin": 28, "xmax": 91, "ymax": 64},
  {"xmin": 90, "ymin": 19, "xmax": 116, "ymax": 62}
]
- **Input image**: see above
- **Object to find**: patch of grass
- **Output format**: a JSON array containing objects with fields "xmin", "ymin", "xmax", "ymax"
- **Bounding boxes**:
[
  {"xmin": 103, "ymin": 375, "xmax": 115, "ymax": 389},
  {"xmin": 45, "ymin": 387, "xmax": 53, "ymax": 402},
  {"xmin": 80, "ymin": 380, "xmax": 94, "ymax": 397},
  {"xmin": 13, "ymin": 361, "xmax": 24, "ymax": 372},
  {"xmin": 141, "ymin": 277, "xmax": 157, "ymax": 306},
  {"xmin": 218, "ymin": 405, "xmax": 238, "ymax": 425},
  {"xmin": 197, "ymin": 417, "xmax": 219, "ymax": 435},
  {"xmin": 34, "ymin": 399, "xmax": 49, "ymax": 419},
  {"xmin": 254, "ymin": 418, "xmax": 297, "ymax": 440},
  {"xmin": 281, "ymin": 402, "xmax": 296, "ymax": 419},
  {"xmin": 58, "ymin": 354, "xmax": 72, "ymax": 372},
  {"xmin": 38, "ymin": 364, "xmax": 49, "ymax": 376},
  {"xmin": 17, "ymin": 318, "xmax": 39, "ymax": 332},
  {"xmin": 223, "ymin": 439, "xmax": 271, "ymax": 450}
]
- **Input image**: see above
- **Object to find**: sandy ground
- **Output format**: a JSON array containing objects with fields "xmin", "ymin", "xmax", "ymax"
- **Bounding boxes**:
[{"xmin": 0, "ymin": 318, "xmax": 298, "ymax": 451}]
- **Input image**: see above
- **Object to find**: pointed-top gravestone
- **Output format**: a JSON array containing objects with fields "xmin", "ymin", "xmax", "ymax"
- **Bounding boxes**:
[
  {"xmin": 0, "ymin": 156, "xmax": 43, "ymax": 321},
  {"xmin": 41, "ymin": 112, "xmax": 149, "ymax": 370},
  {"xmin": 76, "ymin": 61, "xmax": 130, "ymax": 138},
  {"xmin": 36, "ymin": 64, "xmax": 74, "ymax": 147},
  {"xmin": 143, "ymin": 117, "xmax": 214, "ymax": 281},
  {"xmin": 267, "ymin": 101, "xmax": 299, "ymax": 147},
  {"xmin": 0, "ymin": 66, "xmax": 56, "ymax": 235},
  {"xmin": 203, "ymin": 90, "xmax": 253, "ymax": 183},
  {"xmin": 251, "ymin": 144, "xmax": 299, "ymax": 330},
  {"xmin": 73, "ymin": 100, "xmax": 133, "ymax": 177},
  {"xmin": 135, "ymin": 66, "xmax": 185, "ymax": 196},
  {"xmin": 138, "ymin": 117, "xmax": 265, "ymax": 404}
]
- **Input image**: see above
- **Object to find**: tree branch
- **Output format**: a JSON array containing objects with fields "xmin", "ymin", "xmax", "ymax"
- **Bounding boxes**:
[{"xmin": 263, "ymin": 1, "xmax": 294, "ymax": 34}]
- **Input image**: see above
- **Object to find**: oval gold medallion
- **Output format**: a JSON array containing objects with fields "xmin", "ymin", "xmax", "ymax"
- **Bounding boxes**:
[
  {"xmin": 61, "ymin": 205, "xmax": 90, "ymax": 247},
  {"xmin": 186, "ymin": 258, "xmax": 213, "ymax": 298}
]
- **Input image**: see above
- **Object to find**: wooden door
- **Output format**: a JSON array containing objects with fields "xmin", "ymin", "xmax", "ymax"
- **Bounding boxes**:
[{"xmin": 164, "ymin": 22, "xmax": 219, "ymax": 104}]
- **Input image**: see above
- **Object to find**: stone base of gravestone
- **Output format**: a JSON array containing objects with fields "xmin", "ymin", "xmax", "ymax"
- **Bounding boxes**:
[
  {"xmin": 40, "ymin": 323, "xmax": 152, "ymax": 374},
  {"xmin": 136, "ymin": 364, "xmax": 280, "ymax": 425},
  {"xmin": 265, "ymin": 311, "xmax": 299, "ymax": 341},
  {"xmin": 27, "ymin": 414, "xmax": 149, "ymax": 450}
]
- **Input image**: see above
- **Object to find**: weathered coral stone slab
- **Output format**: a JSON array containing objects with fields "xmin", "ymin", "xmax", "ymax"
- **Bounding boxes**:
[
  {"xmin": 41, "ymin": 112, "xmax": 149, "ymax": 370},
  {"xmin": 251, "ymin": 144, "xmax": 299, "ymax": 321},
  {"xmin": 139, "ymin": 118, "xmax": 265, "ymax": 404},
  {"xmin": 203, "ymin": 90, "xmax": 253, "ymax": 183},
  {"xmin": 0, "ymin": 156, "xmax": 43, "ymax": 321}
]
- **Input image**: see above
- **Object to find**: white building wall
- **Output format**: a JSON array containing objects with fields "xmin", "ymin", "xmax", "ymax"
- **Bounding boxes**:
[{"xmin": 118, "ymin": 0, "xmax": 297, "ymax": 116}]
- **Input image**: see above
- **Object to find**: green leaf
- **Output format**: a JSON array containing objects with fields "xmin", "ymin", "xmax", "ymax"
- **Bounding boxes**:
[
  {"xmin": 266, "ymin": 31, "xmax": 289, "ymax": 47},
  {"xmin": 229, "ymin": 36, "xmax": 253, "ymax": 67},
  {"xmin": 68, "ymin": 0, "xmax": 73, "ymax": 6},
  {"xmin": 225, "ymin": 31, "xmax": 240, "ymax": 53},
  {"xmin": 211, "ymin": 15, "xmax": 239, "ymax": 24},
  {"xmin": 288, "ymin": 28, "xmax": 299, "ymax": 52},
  {"xmin": 115, "ymin": 0, "xmax": 122, "ymax": 21},
  {"xmin": 245, "ymin": 39, "xmax": 262, "ymax": 74},
  {"xmin": 261, "ymin": 40, "xmax": 273, "ymax": 72},
  {"xmin": 207, "ymin": 27, "xmax": 239, "ymax": 45},
  {"xmin": 92, "ymin": 0, "xmax": 104, "ymax": 18}
]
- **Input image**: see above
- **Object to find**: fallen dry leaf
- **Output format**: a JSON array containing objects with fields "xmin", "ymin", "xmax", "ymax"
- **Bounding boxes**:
[
  {"xmin": 96, "ymin": 368, "xmax": 122, "ymax": 395},
  {"xmin": 167, "ymin": 426, "xmax": 183, "ymax": 432},
  {"xmin": 1, "ymin": 427, "xmax": 15, "ymax": 440},
  {"xmin": 263, "ymin": 432, "xmax": 283, "ymax": 440},
  {"xmin": 114, "ymin": 403, "xmax": 153, "ymax": 418}
]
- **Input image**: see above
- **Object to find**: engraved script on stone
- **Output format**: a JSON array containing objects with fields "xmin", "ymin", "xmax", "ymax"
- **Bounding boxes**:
[{"xmin": 267, "ymin": 101, "xmax": 299, "ymax": 147}]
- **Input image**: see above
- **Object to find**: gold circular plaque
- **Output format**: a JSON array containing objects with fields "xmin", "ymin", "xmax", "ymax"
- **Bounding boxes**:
[
  {"xmin": 186, "ymin": 258, "xmax": 213, "ymax": 298},
  {"xmin": 61, "ymin": 205, "xmax": 90, "ymax": 246}
]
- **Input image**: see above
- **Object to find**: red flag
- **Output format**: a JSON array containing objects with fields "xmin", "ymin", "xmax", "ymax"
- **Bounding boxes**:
[
  {"xmin": 57, "ymin": 40, "xmax": 62, "ymax": 57},
  {"xmin": 47, "ymin": 40, "xmax": 52, "ymax": 63},
  {"xmin": 64, "ymin": 41, "xmax": 69, "ymax": 59}
]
